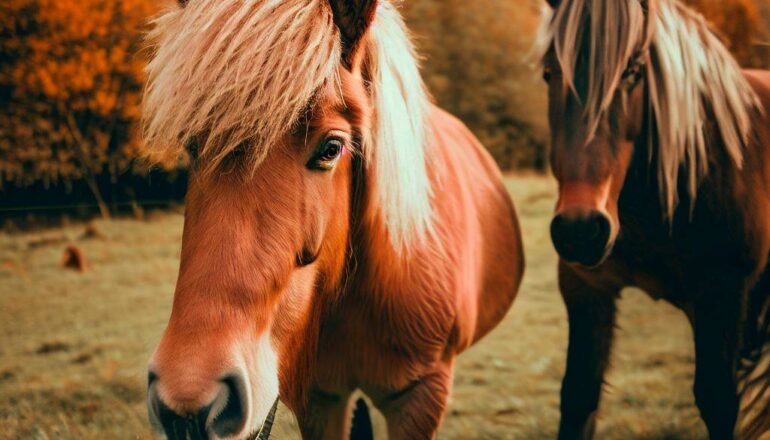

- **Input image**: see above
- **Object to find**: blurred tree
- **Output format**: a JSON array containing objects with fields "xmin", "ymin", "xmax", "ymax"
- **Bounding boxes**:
[
  {"xmin": 402, "ymin": 0, "xmax": 549, "ymax": 171},
  {"xmin": 0, "ymin": 0, "xmax": 156, "ymax": 217},
  {"xmin": 0, "ymin": 0, "xmax": 766, "ymax": 216}
]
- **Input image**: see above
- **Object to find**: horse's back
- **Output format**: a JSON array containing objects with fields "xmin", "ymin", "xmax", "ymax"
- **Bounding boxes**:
[{"xmin": 429, "ymin": 106, "xmax": 525, "ymax": 350}]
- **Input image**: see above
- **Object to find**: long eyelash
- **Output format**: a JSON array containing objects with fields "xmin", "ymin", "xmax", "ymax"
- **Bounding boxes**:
[{"xmin": 347, "ymin": 131, "xmax": 363, "ymax": 157}]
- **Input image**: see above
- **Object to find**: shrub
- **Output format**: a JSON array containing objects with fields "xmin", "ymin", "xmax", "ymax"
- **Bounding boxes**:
[
  {"xmin": 0, "ymin": 0, "xmax": 156, "ymax": 216},
  {"xmin": 403, "ymin": 0, "xmax": 549, "ymax": 170},
  {"xmin": 0, "ymin": 0, "xmax": 766, "ymax": 215}
]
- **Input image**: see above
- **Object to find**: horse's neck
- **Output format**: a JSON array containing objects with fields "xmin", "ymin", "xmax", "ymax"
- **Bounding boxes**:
[
  {"xmin": 349, "ymin": 202, "xmax": 421, "ymax": 299},
  {"xmin": 344, "ymin": 124, "xmax": 436, "ymax": 298},
  {"xmin": 344, "ymin": 138, "xmax": 453, "ymax": 310},
  {"xmin": 345, "ymin": 156, "xmax": 411, "ymax": 300},
  {"xmin": 620, "ymin": 86, "xmax": 767, "ymax": 251},
  {"xmin": 617, "ymin": 140, "xmax": 670, "ymax": 243}
]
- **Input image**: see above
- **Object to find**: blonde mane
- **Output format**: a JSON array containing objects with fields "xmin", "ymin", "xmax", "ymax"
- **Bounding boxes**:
[
  {"xmin": 546, "ymin": 0, "xmax": 761, "ymax": 215},
  {"xmin": 142, "ymin": 0, "xmax": 433, "ymax": 250}
]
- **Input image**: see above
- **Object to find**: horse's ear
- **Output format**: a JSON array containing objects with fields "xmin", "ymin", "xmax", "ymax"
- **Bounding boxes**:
[
  {"xmin": 327, "ymin": 0, "xmax": 378, "ymax": 68},
  {"xmin": 546, "ymin": 0, "xmax": 561, "ymax": 9}
]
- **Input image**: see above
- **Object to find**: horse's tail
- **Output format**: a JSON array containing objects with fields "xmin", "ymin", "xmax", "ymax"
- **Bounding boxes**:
[
  {"xmin": 349, "ymin": 397, "xmax": 374, "ymax": 440},
  {"xmin": 737, "ymin": 296, "xmax": 770, "ymax": 439}
]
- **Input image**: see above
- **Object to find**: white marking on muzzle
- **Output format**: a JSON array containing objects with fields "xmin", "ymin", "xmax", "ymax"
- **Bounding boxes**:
[{"xmin": 233, "ymin": 332, "xmax": 279, "ymax": 438}]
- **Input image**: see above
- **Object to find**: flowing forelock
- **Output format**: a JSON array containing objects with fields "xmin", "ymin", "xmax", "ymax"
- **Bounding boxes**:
[
  {"xmin": 142, "ymin": 0, "xmax": 433, "ymax": 252},
  {"xmin": 143, "ymin": 0, "xmax": 340, "ymax": 171}
]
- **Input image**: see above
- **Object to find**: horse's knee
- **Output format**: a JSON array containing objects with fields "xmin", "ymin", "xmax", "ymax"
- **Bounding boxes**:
[{"xmin": 377, "ymin": 369, "xmax": 453, "ymax": 439}]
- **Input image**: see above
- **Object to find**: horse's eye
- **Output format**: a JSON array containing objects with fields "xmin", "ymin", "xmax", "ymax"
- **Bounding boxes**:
[
  {"xmin": 623, "ymin": 65, "xmax": 645, "ymax": 90},
  {"xmin": 308, "ymin": 137, "xmax": 345, "ymax": 171},
  {"xmin": 542, "ymin": 67, "xmax": 553, "ymax": 83}
]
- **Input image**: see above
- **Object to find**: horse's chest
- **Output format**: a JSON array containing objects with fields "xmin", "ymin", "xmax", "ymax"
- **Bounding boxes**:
[
  {"xmin": 611, "ymin": 218, "xmax": 757, "ymax": 304},
  {"xmin": 611, "ymin": 238, "xmax": 686, "ymax": 298},
  {"xmin": 315, "ymin": 291, "xmax": 456, "ymax": 391}
]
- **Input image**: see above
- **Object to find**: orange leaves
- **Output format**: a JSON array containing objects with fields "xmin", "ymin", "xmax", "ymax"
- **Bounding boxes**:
[
  {"xmin": 0, "ymin": 0, "xmax": 160, "ymax": 187},
  {"xmin": 1, "ymin": 0, "xmax": 766, "ymax": 191}
]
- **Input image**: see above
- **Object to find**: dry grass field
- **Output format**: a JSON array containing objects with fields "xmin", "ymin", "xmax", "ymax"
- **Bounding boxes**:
[{"xmin": 0, "ymin": 175, "xmax": 707, "ymax": 439}]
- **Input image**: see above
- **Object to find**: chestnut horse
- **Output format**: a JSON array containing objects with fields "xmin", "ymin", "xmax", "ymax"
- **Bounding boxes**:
[
  {"xmin": 541, "ymin": 0, "xmax": 770, "ymax": 438},
  {"xmin": 141, "ymin": 0, "xmax": 524, "ymax": 439}
]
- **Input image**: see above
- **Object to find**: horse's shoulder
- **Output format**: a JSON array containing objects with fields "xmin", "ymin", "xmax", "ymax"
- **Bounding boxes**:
[
  {"xmin": 429, "ymin": 105, "xmax": 469, "ymax": 132},
  {"xmin": 429, "ymin": 106, "xmax": 482, "ymax": 150}
]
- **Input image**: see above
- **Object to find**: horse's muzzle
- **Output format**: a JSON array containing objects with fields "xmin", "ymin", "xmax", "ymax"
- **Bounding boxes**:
[
  {"xmin": 148, "ymin": 372, "xmax": 278, "ymax": 440},
  {"xmin": 551, "ymin": 210, "xmax": 612, "ymax": 267}
]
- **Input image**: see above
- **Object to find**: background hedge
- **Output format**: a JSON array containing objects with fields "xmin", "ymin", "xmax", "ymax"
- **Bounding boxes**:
[{"xmin": 0, "ymin": 0, "xmax": 768, "ymax": 217}]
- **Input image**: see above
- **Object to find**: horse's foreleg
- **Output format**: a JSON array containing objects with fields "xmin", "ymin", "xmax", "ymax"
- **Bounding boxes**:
[
  {"xmin": 376, "ymin": 361, "xmax": 453, "ymax": 440},
  {"xmin": 693, "ymin": 290, "xmax": 741, "ymax": 440},
  {"xmin": 296, "ymin": 389, "xmax": 356, "ymax": 440},
  {"xmin": 558, "ymin": 261, "xmax": 620, "ymax": 440}
]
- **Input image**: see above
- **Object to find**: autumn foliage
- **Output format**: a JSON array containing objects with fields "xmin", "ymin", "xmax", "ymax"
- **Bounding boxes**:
[
  {"xmin": 0, "ymin": 0, "xmax": 768, "ymax": 214},
  {"xmin": 0, "ymin": 0, "xmax": 156, "ymax": 215},
  {"xmin": 403, "ymin": 0, "xmax": 549, "ymax": 170}
]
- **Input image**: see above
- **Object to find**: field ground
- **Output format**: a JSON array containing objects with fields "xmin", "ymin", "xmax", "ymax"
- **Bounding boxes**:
[{"xmin": 0, "ymin": 175, "xmax": 707, "ymax": 439}]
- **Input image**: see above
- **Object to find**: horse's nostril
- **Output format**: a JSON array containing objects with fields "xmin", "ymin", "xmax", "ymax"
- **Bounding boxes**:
[
  {"xmin": 149, "ymin": 393, "xmax": 211, "ymax": 440},
  {"xmin": 592, "ymin": 213, "xmax": 611, "ymax": 242},
  {"xmin": 550, "ymin": 214, "xmax": 568, "ymax": 245},
  {"xmin": 585, "ymin": 217, "xmax": 602, "ymax": 241},
  {"xmin": 210, "ymin": 375, "xmax": 248, "ymax": 437},
  {"xmin": 147, "ymin": 376, "xmax": 213, "ymax": 440},
  {"xmin": 551, "ymin": 211, "xmax": 612, "ymax": 266},
  {"xmin": 146, "ymin": 372, "xmax": 250, "ymax": 440}
]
